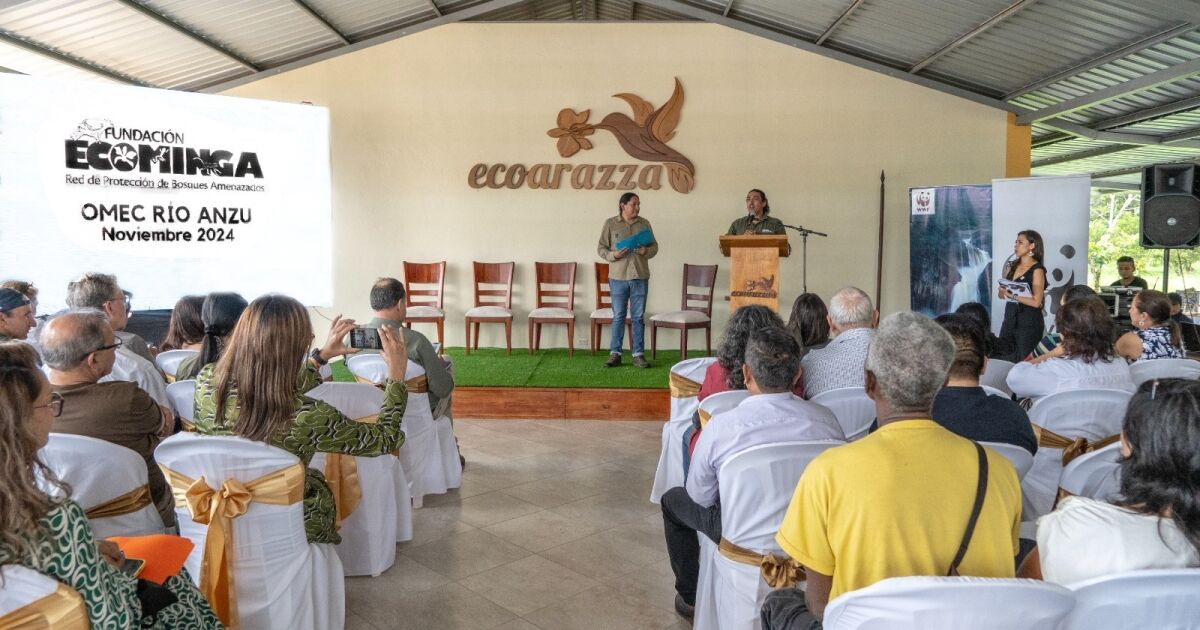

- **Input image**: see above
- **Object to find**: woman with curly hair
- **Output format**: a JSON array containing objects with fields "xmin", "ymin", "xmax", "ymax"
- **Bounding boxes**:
[
  {"xmin": 1006, "ymin": 297, "xmax": 1134, "ymax": 402},
  {"xmin": 0, "ymin": 342, "xmax": 220, "ymax": 629},
  {"xmin": 1021, "ymin": 378, "xmax": 1200, "ymax": 582}
]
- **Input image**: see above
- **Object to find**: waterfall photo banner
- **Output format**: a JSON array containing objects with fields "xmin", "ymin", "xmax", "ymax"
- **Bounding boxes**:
[{"xmin": 908, "ymin": 185, "xmax": 994, "ymax": 319}]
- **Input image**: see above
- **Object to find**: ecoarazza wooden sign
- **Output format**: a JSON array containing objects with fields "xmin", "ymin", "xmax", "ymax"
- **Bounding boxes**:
[{"xmin": 468, "ymin": 79, "xmax": 695, "ymax": 194}]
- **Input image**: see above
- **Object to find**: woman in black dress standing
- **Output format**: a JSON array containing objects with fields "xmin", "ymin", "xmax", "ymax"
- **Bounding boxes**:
[{"xmin": 998, "ymin": 229, "xmax": 1047, "ymax": 361}]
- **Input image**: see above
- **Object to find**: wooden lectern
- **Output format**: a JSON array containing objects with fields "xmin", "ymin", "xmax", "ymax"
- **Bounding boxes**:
[{"xmin": 720, "ymin": 235, "xmax": 789, "ymax": 312}]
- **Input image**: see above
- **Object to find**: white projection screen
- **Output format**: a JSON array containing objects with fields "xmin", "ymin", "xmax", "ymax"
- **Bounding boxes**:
[{"xmin": 0, "ymin": 74, "xmax": 333, "ymax": 311}]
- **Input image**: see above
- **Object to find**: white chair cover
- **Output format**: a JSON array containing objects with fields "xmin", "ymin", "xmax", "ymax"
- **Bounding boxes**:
[
  {"xmin": 155, "ymin": 349, "xmax": 199, "ymax": 378},
  {"xmin": 1058, "ymin": 442, "xmax": 1122, "ymax": 502},
  {"xmin": 981, "ymin": 359, "xmax": 1015, "ymax": 395},
  {"xmin": 651, "ymin": 357, "xmax": 717, "ymax": 503},
  {"xmin": 981, "ymin": 441, "xmax": 1035, "ymax": 481},
  {"xmin": 1129, "ymin": 358, "xmax": 1200, "ymax": 386},
  {"xmin": 0, "ymin": 565, "xmax": 67, "ymax": 616},
  {"xmin": 981, "ymin": 385, "xmax": 1008, "ymax": 398},
  {"xmin": 810, "ymin": 387, "xmax": 875, "ymax": 441},
  {"xmin": 154, "ymin": 433, "xmax": 345, "ymax": 630},
  {"xmin": 167, "ymin": 379, "xmax": 196, "ymax": 421},
  {"xmin": 38, "ymin": 433, "xmax": 165, "ymax": 539},
  {"xmin": 1061, "ymin": 569, "xmax": 1200, "ymax": 629},
  {"xmin": 1023, "ymin": 389, "xmax": 1132, "ymax": 523},
  {"xmin": 694, "ymin": 441, "xmax": 841, "ymax": 630},
  {"xmin": 822, "ymin": 576, "xmax": 1074, "ymax": 630},
  {"xmin": 306, "ymin": 382, "xmax": 403, "ymax": 577},
  {"xmin": 346, "ymin": 355, "xmax": 461, "ymax": 507},
  {"xmin": 698, "ymin": 389, "xmax": 751, "ymax": 421}
]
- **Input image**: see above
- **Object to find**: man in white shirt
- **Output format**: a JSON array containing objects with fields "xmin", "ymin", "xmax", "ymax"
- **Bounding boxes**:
[
  {"xmin": 801, "ymin": 287, "xmax": 877, "ymax": 399},
  {"xmin": 66, "ymin": 273, "xmax": 169, "ymax": 407},
  {"xmin": 660, "ymin": 326, "xmax": 845, "ymax": 621}
]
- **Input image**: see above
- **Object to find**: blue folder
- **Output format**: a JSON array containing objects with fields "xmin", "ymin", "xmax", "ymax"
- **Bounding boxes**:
[{"xmin": 616, "ymin": 229, "xmax": 655, "ymax": 251}]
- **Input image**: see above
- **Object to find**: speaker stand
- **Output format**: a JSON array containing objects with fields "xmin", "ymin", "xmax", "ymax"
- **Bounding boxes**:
[{"xmin": 1163, "ymin": 249, "xmax": 1171, "ymax": 293}]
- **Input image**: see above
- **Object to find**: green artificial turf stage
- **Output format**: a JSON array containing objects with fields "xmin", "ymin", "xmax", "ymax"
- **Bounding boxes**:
[{"xmin": 330, "ymin": 348, "xmax": 710, "ymax": 389}]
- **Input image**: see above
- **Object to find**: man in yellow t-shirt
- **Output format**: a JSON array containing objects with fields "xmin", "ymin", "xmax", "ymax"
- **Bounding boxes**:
[{"xmin": 762, "ymin": 312, "xmax": 1022, "ymax": 629}]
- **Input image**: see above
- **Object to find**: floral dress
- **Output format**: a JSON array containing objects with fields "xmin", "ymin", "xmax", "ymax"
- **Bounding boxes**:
[
  {"xmin": 0, "ymin": 500, "xmax": 222, "ymax": 629},
  {"xmin": 1135, "ymin": 326, "xmax": 1184, "ymax": 360},
  {"xmin": 191, "ymin": 363, "xmax": 406, "ymax": 544}
]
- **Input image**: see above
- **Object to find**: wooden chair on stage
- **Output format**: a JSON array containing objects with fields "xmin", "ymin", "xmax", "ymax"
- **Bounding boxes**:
[
  {"xmin": 464, "ymin": 261, "xmax": 514, "ymax": 355},
  {"xmin": 650, "ymin": 263, "xmax": 717, "ymax": 360},
  {"xmin": 402, "ymin": 261, "xmax": 446, "ymax": 354},
  {"xmin": 589, "ymin": 262, "xmax": 632, "ymax": 355},
  {"xmin": 527, "ymin": 262, "xmax": 577, "ymax": 356}
]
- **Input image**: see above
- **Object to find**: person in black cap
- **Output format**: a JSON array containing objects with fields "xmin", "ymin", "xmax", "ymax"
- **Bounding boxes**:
[{"xmin": 0, "ymin": 288, "xmax": 35, "ymax": 342}]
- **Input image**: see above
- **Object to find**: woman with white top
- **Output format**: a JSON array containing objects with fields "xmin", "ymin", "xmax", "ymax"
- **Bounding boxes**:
[
  {"xmin": 1019, "ymin": 378, "xmax": 1200, "ymax": 583},
  {"xmin": 1115, "ymin": 289, "xmax": 1184, "ymax": 361},
  {"xmin": 1006, "ymin": 297, "xmax": 1135, "ymax": 401}
]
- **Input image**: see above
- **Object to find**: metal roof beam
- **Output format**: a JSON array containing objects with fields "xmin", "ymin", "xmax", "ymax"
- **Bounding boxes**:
[
  {"xmin": 722, "ymin": 0, "xmax": 734, "ymax": 17},
  {"xmin": 198, "ymin": 0, "xmax": 530, "ymax": 93},
  {"xmin": 1092, "ymin": 94, "xmax": 1200, "ymax": 131},
  {"xmin": 290, "ymin": 0, "xmax": 351, "ymax": 45},
  {"xmin": 585, "ymin": 0, "xmax": 597, "ymax": 20},
  {"xmin": 1041, "ymin": 118, "xmax": 1200, "ymax": 149},
  {"xmin": 909, "ymin": 0, "xmax": 1040, "ymax": 74},
  {"xmin": 1164, "ymin": 125, "xmax": 1200, "ymax": 144},
  {"xmin": 1031, "ymin": 144, "xmax": 1138, "ymax": 168},
  {"xmin": 1091, "ymin": 181, "xmax": 1140, "ymax": 191},
  {"xmin": 1016, "ymin": 57, "xmax": 1200, "ymax": 125},
  {"xmin": 0, "ymin": 29, "xmax": 147, "ymax": 85},
  {"xmin": 114, "ymin": 0, "xmax": 261, "ymax": 72},
  {"xmin": 1003, "ymin": 23, "xmax": 1195, "ymax": 101},
  {"xmin": 816, "ymin": 0, "xmax": 865, "ymax": 45},
  {"xmin": 635, "ymin": 0, "xmax": 1020, "ymax": 114},
  {"xmin": 427, "ymin": 0, "xmax": 443, "ymax": 18}
]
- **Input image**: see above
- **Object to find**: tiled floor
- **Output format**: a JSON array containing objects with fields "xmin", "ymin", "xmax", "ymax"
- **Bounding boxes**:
[{"xmin": 345, "ymin": 419, "xmax": 688, "ymax": 630}]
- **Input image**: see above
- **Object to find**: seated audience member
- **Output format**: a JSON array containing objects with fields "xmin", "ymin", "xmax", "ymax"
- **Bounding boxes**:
[
  {"xmin": 1110, "ymin": 255, "xmax": 1148, "ymax": 289},
  {"xmin": 1115, "ymin": 290, "xmax": 1184, "ymax": 361},
  {"xmin": 65, "ymin": 274, "xmax": 169, "ymax": 407},
  {"xmin": 762, "ymin": 312, "xmax": 1021, "ymax": 629},
  {"xmin": 1007, "ymin": 298, "xmax": 1135, "ymax": 401},
  {"xmin": 800, "ymin": 287, "xmax": 876, "ymax": 399},
  {"xmin": 1168, "ymin": 292, "xmax": 1192, "ymax": 324},
  {"xmin": 1021, "ymin": 378, "xmax": 1200, "ymax": 583},
  {"xmin": 662, "ymin": 327, "xmax": 845, "ymax": 621},
  {"xmin": 363, "ymin": 278, "xmax": 454, "ymax": 417},
  {"xmin": 39, "ymin": 310, "xmax": 177, "ymax": 528},
  {"xmin": 174, "ymin": 292, "xmax": 248, "ymax": 381},
  {"xmin": 159, "ymin": 295, "xmax": 205, "ymax": 352},
  {"xmin": 698, "ymin": 305, "xmax": 796, "ymax": 401},
  {"xmin": 954, "ymin": 301, "xmax": 1012, "ymax": 359},
  {"xmin": 0, "ymin": 287, "xmax": 36, "ymax": 342},
  {"xmin": 1029, "ymin": 284, "xmax": 1097, "ymax": 359},
  {"xmin": 0, "ymin": 342, "xmax": 222, "ymax": 629},
  {"xmin": 785, "ymin": 293, "xmax": 830, "ymax": 360},
  {"xmin": 192, "ymin": 295, "xmax": 408, "ymax": 545},
  {"xmin": 932, "ymin": 314, "xmax": 1037, "ymax": 455}
]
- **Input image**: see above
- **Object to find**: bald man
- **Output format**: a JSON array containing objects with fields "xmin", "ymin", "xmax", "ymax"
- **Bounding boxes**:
[{"xmin": 40, "ymin": 310, "xmax": 176, "ymax": 528}]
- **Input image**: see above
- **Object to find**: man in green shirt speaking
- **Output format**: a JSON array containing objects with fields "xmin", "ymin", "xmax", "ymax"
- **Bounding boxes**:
[
  {"xmin": 727, "ymin": 188, "xmax": 785, "ymax": 235},
  {"xmin": 597, "ymin": 193, "xmax": 658, "ymax": 368}
]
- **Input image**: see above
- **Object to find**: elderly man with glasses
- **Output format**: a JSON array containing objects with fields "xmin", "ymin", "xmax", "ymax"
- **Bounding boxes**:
[
  {"xmin": 65, "ymin": 273, "xmax": 168, "ymax": 406},
  {"xmin": 39, "ymin": 309, "xmax": 178, "ymax": 528}
]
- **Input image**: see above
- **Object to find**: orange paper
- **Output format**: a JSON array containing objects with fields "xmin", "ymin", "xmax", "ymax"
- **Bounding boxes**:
[{"xmin": 108, "ymin": 535, "xmax": 194, "ymax": 585}]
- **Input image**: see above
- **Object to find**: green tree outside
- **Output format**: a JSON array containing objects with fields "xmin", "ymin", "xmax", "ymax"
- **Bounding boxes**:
[{"xmin": 1089, "ymin": 191, "xmax": 1200, "ymax": 299}]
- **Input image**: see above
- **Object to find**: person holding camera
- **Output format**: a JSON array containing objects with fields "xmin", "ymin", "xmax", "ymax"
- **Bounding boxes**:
[{"xmin": 362, "ymin": 277, "xmax": 454, "ymax": 418}]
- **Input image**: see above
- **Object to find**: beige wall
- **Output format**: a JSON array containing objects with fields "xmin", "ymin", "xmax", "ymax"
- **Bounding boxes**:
[{"xmin": 224, "ymin": 23, "xmax": 1008, "ymax": 351}]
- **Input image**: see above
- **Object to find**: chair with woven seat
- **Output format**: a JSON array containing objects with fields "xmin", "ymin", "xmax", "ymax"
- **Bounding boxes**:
[
  {"xmin": 464, "ymin": 261, "xmax": 515, "ymax": 355},
  {"xmin": 590, "ymin": 262, "xmax": 632, "ymax": 355},
  {"xmin": 651, "ymin": 263, "xmax": 718, "ymax": 360},
  {"xmin": 528, "ymin": 262, "xmax": 577, "ymax": 356},
  {"xmin": 402, "ymin": 261, "xmax": 447, "ymax": 355}
]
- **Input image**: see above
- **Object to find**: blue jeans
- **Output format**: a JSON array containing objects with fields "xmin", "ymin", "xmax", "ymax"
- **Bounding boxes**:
[{"xmin": 609, "ymin": 278, "xmax": 647, "ymax": 356}]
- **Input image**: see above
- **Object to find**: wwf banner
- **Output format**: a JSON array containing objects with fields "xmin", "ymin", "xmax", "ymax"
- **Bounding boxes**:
[{"xmin": 0, "ymin": 74, "xmax": 333, "ymax": 309}]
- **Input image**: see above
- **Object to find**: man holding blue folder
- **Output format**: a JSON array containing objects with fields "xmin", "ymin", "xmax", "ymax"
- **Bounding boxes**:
[{"xmin": 598, "ymin": 192, "xmax": 658, "ymax": 368}]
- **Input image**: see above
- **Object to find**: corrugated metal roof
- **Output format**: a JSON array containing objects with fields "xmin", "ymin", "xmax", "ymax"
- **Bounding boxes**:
[{"xmin": 4, "ymin": 0, "xmax": 1200, "ymax": 184}]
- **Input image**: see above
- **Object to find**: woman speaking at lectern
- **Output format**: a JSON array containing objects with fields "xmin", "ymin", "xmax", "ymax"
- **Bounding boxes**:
[
  {"xmin": 997, "ymin": 230, "xmax": 1047, "ymax": 362},
  {"xmin": 727, "ymin": 189, "xmax": 785, "ymax": 235}
]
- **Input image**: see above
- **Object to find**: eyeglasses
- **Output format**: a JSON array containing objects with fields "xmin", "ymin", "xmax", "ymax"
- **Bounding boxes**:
[
  {"xmin": 35, "ymin": 392, "xmax": 64, "ymax": 418},
  {"xmin": 106, "ymin": 297, "xmax": 132, "ymax": 313},
  {"xmin": 92, "ymin": 337, "xmax": 124, "ymax": 353}
]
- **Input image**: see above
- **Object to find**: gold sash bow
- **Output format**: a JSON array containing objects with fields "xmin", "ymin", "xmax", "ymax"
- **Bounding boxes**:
[
  {"xmin": 1034, "ymin": 425, "xmax": 1120, "ymax": 466},
  {"xmin": 718, "ymin": 538, "xmax": 805, "ymax": 588},
  {"xmin": 669, "ymin": 372, "xmax": 701, "ymax": 398},
  {"xmin": 161, "ymin": 462, "xmax": 305, "ymax": 629},
  {"xmin": 353, "ymin": 374, "xmax": 427, "ymax": 393},
  {"xmin": 85, "ymin": 484, "xmax": 151, "ymax": 519},
  {"xmin": 0, "ymin": 583, "xmax": 89, "ymax": 630}
]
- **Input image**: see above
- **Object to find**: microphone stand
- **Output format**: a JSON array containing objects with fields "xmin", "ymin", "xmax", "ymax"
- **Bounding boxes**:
[{"xmin": 781, "ymin": 224, "xmax": 829, "ymax": 293}]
